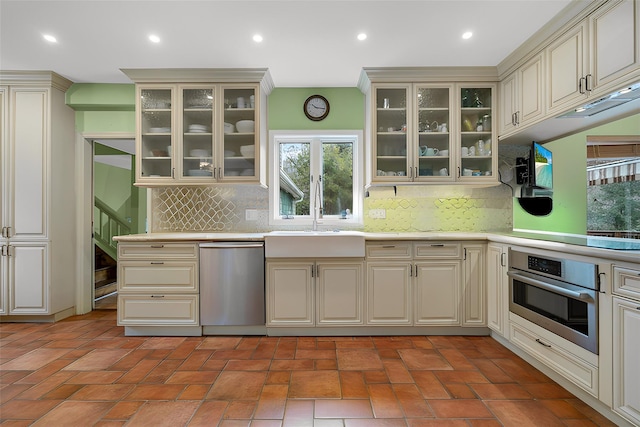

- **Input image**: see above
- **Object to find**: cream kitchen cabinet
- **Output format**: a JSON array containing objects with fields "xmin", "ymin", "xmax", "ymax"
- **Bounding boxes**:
[
  {"xmin": 547, "ymin": 0, "xmax": 640, "ymax": 115},
  {"xmin": 266, "ymin": 260, "xmax": 364, "ymax": 327},
  {"xmin": 0, "ymin": 72, "xmax": 76, "ymax": 321},
  {"xmin": 509, "ymin": 313, "xmax": 599, "ymax": 397},
  {"xmin": 462, "ymin": 244, "xmax": 485, "ymax": 326},
  {"xmin": 499, "ymin": 54, "xmax": 545, "ymax": 137},
  {"xmin": 117, "ymin": 242, "xmax": 200, "ymax": 330},
  {"xmin": 612, "ymin": 296, "xmax": 640, "ymax": 426},
  {"xmin": 486, "ymin": 243, "xmax": 509, "ymax": 337},
  {"xmin": 414, "ymin": 261, "xmax": 461, "ymax": 325},
  {"xmin": 365, "ymin": 241, "xmax": 482, "ymax": 327},
  {"xmin": 360, "ymin": 70, "xmax": 498, "ymax": 186},
  {"xmin": 123, "ymin": 69, "xmax": 273, "ymax": 187}
]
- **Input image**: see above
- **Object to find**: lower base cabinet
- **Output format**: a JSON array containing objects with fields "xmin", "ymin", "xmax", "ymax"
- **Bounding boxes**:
[
  {"xmin": 613, "ymin": 296, "xmax": 640, "ymax": 425},
  {"xmin": 415, "ymin": 261, "xmax": 460, "ymax": 325},
  {"xmin": 509, "ymin": 313, "xmax": 599, "ymax": 397},
  {"xmin": 117, "ymin": 242, "xmax": 199, "ymax": 327},
  {"xmin": 266, "ymin": 259, "xmax": 364, "ymax": 327},
  {"xmin": 366, "ymin": 262, "xmax": 412, "ymax": 325}
]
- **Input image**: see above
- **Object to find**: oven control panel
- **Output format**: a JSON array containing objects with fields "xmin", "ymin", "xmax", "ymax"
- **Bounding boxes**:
[{"xmin": 527, "ymin": 256, "xmax": 562, "ymax": 277}]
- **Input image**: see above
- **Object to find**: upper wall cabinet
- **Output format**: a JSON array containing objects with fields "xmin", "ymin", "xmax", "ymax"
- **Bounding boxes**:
[
  {"xmin": 546, "ymin": 0, "xmax": 640, "ymax": 115},
  {"xmin": 497, "ymin": 0, "xmax": 640, "ymax": 142},
  {"xmin": 360, "ymin": 68, "xmax": 498, "ymax": 186},
  {"xmin": 122, "ymin": 69, "xmax": 273, "ymax": 187},
  {"xmin": 499, "ymin": 54, "xmax": 545, "ymax": 136}
]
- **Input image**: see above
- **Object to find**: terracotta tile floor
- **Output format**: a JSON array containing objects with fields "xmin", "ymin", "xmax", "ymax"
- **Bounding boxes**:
[{"xmin": 0, "ymin": 310, "xmax": 618, "ymax": 426}]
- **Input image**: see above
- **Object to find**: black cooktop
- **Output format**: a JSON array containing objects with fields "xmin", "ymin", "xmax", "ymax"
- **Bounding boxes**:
[{"xmin": 508, "ymin": 231, "xmax": 640, "ymax": 251}]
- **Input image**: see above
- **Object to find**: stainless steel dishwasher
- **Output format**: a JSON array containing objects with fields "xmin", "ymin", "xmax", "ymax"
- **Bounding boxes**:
[{"xmin": 199, "ymin": 242, "xmax": 265, "ymax": 329}]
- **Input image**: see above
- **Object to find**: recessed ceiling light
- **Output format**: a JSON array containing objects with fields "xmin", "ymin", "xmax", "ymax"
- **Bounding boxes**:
[
  {"xmin": 357, "ymin": 33, "xmax": 367, "ymax": 41},
  {"xmin": 148, "ymin": 34, "xmax": 161, "ymax": 43},
  {"xmin": 253, "ymin": 34, "xmax": 263, "ymax": 43},
  {"xmin": 462, "ymin": 31, "xmax": 473, "ymax": 40},
  {"xmin": 43, "ymin": 34, "xmax": 57, "ymax": 43}
]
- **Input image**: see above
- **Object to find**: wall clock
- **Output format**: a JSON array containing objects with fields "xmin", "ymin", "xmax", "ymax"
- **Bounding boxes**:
[{"xmin": 303, "ymin": 95, "xmax": 330, "ymax": 121}]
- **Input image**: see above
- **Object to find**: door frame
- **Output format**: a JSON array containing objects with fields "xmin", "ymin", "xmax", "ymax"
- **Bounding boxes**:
[{"xmin": 75, "ymin": 131, "xmax": 134, "ymax": 314}]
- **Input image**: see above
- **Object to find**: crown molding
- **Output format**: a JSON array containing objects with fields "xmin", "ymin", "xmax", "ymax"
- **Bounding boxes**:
[
  {"xmin": 120, "ymin": 68, "xmax": 274, "ymax": 94},
  {"xmin": 0, "ymin": 70, "xmax": 74, "ymax": 91}
]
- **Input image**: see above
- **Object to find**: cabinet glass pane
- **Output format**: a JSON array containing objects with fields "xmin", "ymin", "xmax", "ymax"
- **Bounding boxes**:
[
  {"xmin": 417, "ymin": 87, "xmax": 450, "ymax": 177},
  {"xmin": 140, "ymin": 89, "xmax": 172, "ymax": 178},
  {"xmin": 182, "ymin": 88, "xmax": 214, "ymax": 178},
  {"xmin": 460, "ymin": 87, "xmax": 493, "ymax": 178},
  {"xmin": 375, "ymin": 88, "xmax": 407, "ymax": 178},
  {"xmin": 223, "ymin": 87, "xmax": 256, "ymax": 179}
]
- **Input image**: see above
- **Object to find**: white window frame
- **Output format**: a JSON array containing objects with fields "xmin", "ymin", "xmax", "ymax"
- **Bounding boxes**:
[{"xmin": 268, "ymin": 130, "xmax": 364, "ymax": 228}]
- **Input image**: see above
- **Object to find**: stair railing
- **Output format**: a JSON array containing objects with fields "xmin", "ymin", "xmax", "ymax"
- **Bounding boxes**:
[{"xmin": 94, "ymin": 197, "xmax": 131, "ymax": 260}]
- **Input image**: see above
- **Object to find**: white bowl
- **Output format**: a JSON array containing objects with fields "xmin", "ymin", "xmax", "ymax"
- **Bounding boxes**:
[
  {"xmin": 241, "ymin": 168, "xmax": 255, "ymax": 176},
  {"xmin": 189, "ymin": 149, "xmax": 209, "ymax": 157},
  {"xmin": 224, "ymin": 122, "xmax": 235, "ymax": 134},
  {"xmin": 235, "ymin": 120, "xmax": 255, "ymax": 133},
  {"xmin": 240, "ymin": 145, "xmax": 255, "ymax": 158},
  {"xmin": 224, "ymin": 150, "xmax": 235, "ymax": 157}
]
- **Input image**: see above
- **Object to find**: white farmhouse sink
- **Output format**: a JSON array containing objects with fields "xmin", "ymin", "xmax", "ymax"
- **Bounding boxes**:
[{"xmin": 265, "ymin": 230, "xmax": 365, "ymax": 258}]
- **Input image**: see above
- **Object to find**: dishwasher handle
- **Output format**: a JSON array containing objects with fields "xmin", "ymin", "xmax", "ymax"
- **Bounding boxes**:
[{"xmin": 200, "ymin": 242, "xmax": 264, "ymax": 249}]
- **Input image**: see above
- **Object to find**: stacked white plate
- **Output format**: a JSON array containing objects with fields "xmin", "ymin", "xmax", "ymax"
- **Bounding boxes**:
[
  {"xmin": 240, "ymin": 145, "xmax": 255, "ymax": 158},
  {"xmin": 188, "ymin": 124, "xmax": 210, "ymax": 133},
  {"xmin": 149, "ymin": 127, "xmax": 170, "ymax": 133}
]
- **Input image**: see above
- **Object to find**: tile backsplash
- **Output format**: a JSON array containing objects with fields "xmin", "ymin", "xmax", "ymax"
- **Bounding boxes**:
[
  {"xmin": 364, "ymin": 185, "xmax": 512, "ymax": 232},
  {"xmin": 151, "ymin": 183, "xmax": 513, "ymax": 233}
]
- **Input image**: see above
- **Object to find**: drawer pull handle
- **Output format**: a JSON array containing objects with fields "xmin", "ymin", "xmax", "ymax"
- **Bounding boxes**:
[
  {"xmin": 150, "ymin": 245, "xmax": 165, "ymax": 248},
  {"xmin": 430, "ymin": 244, "xmax": 445, "ymax": 247},
  {"xmin": 150, "ymin": 295, "xmax": 165, "ymax": 298},
  {"xmin": 536, "ymin": 338, "xmax": 552, "ymax": 348},
  {"xmin": 150, "ymin": 262, "xmax": 165, "ymax": 265},
  {"xmin": 382, "ymin": 245, "xmax": 396, "ymax": 249}
]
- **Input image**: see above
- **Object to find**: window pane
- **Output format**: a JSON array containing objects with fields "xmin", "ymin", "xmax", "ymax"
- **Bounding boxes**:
[
  {"xmin": 322, "ymin": 142, "xmax": 353, "ymax": 216},
  {"xmin": 279, "ymin": 142, "xmax": 310, "ymax": 216}
]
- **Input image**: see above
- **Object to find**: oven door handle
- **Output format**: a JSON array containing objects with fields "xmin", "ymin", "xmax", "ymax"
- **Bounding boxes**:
[{"xmin": 507, "ymin": 271, "xmax": 594, "ymax": 302}]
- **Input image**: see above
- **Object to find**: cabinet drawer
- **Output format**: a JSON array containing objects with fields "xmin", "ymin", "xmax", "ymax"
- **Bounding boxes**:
[
  {"xmin": 509, "ymin": 315, "xmax": 598, "ymax": 397},
  {"xmin": 118, "ymin": 243, "xmax": 198, "ymax": 260},
  {"xmin": 366, "ymin": 242, "xmax": 412, "ymax": 259},
  {"xmin": 118, "ymin": 295, "xmax": 199, "ymax": 326},
  {"xmin": 613, "ymin": 265, "xmax": 640, "ymax": 300},
  {"xmin": 414, "ymin": 242, "xmax": 461, "ymax": 259},
  {"xmin": 118, "ymin": 261, "xmax": 198, "ymax": 293}
]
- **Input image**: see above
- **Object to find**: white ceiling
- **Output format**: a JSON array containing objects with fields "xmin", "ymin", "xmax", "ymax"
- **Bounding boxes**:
[{"xmin": 1, "ymin": 0, "xmax": 574, "ymax": 87}]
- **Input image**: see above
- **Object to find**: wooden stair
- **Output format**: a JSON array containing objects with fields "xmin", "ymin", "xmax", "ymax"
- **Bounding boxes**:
[{"xmin": 95, "ymin": 245, "xmax": 117, "ymax": 306}]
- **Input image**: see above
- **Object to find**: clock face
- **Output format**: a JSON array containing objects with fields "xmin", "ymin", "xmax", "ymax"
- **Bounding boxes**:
[{"xmin": 304, "ymin": 95, "xmax": 329, "ymax": 121}]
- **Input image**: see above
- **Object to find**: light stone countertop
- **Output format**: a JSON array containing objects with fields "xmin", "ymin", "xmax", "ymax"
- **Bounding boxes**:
[{"xmin": 114, "ymin": 231, "xmax": 640, "ymax": 263}]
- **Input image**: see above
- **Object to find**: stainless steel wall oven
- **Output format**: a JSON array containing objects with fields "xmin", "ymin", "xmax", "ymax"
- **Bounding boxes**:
[{"xmin": 508, "ymin": 249, "xmax": 599, "ymax": 354}]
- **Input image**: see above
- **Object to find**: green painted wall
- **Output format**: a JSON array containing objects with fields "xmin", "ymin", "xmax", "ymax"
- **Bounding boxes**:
[
  {"xmin": 67, "ymin": 83, "xmax": 144, "ymax": 234},
  {"xmin": 66, "ymin": 83, "xmax": 136, "ymax": 133},
  {"xmin": 513, "ymin": 113, "xmax": 640, "ymax": 233},
  {"xmin": 268, "ymin": 88, "xmax": 364, "ymax": 130}
]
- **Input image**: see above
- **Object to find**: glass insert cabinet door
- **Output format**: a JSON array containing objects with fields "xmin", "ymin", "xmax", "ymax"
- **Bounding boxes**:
[
  {"xmin": 374, "ymin": 86, "xmax": 409, "ymax": 180},
  {"xmin": 416, "ymin": 85, "xmax": 452, "ymax": 179},
  {"xmin": 459, "ymin": 86, "xmax": 494, "ymax": 179},
  {"xmin": 139, "ymin": 88, "xmax": 173, "ymax": 178},
  {"xmin": 181, "ymin": 86, "xmax": 215, "ymax": 179},
  {"xmin": 222, "ymin": 86, "xmax": 257, "ymax": 180}
]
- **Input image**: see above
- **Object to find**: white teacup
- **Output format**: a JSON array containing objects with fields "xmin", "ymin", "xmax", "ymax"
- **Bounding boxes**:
[
  {"xmin": 463, "ymin": 168, "xmax": 473, "ymax": 176},
  {"xmin": 426, "ymin": 147, "xmax": 439, "ymax": 156},
  {"xmin": 439, "ymin": 168, "xmax": 448, "ymax": 176},
  {"xmin": 439, "ymin": 149, "xmax": 449, "ymax": 157},
  {"xmin": 419, "ymin": 146, "xmax": 428, "ymax": 156},
  {"xmin": 377, "ymin": 170, "xmax": 386, "ymax": 176},
  {"xmin": 387, "ymin": 171, "xmax": 397, "ymax": 176},
  {"xmin": 469, "ymin": 146, "xmax": 476, "ymax": 156},
  {"xmin": 397, "ymin": 171, "xmax": 406, "ymax": 176}
]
